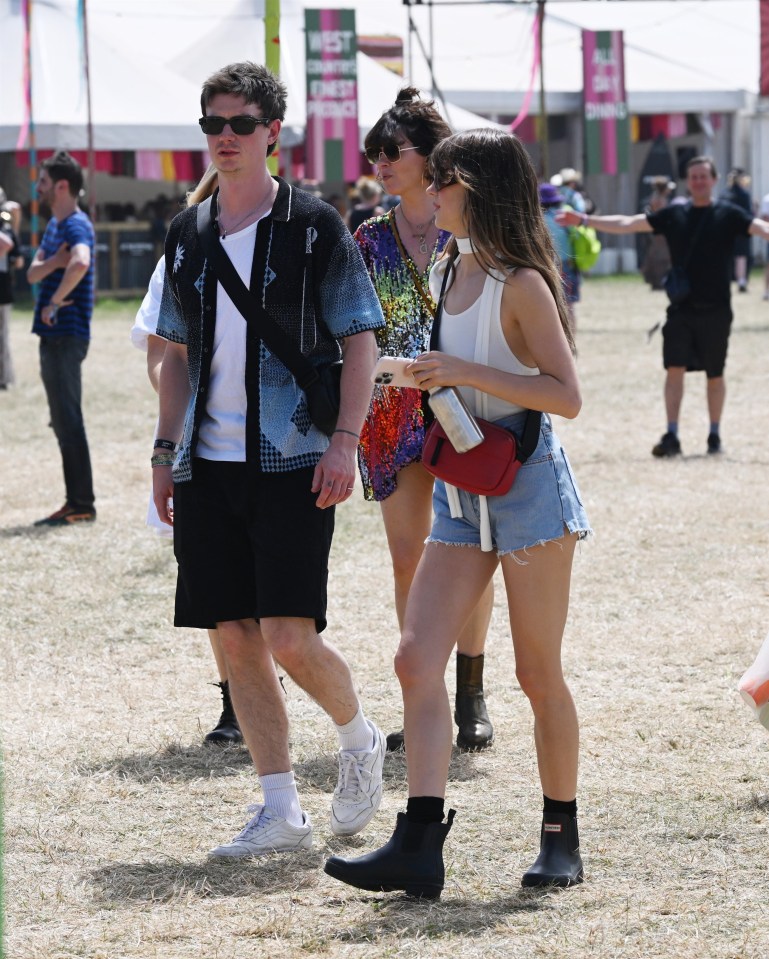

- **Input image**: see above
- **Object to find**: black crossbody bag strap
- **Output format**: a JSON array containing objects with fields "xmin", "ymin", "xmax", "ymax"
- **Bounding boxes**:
[
  {"xmin": 195, "ymin": 196, "xmax": 322, "ymax": 391},
  {"xmin": 430, "ymin": 255, "xmax": 541, "ymax": 463}
]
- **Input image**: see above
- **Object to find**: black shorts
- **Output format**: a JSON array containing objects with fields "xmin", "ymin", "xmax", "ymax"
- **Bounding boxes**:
[
  {"xmin": 662, "ymin": 302, "xmax": 733, "ymax": 378},
  {"xmin": 172, "ymin": 460, "xmax": 334, "ymax": 632}
]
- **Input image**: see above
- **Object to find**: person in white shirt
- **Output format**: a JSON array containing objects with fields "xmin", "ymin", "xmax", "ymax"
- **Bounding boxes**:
[{"xmin": 131, "ymin": 167, "xmax": 242, "ymax": 745}]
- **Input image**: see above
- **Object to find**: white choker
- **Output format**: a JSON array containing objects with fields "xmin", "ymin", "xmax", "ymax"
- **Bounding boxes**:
[{"xmin": 456, "ymin": 237, "xmax": 476, "ymax": 254}]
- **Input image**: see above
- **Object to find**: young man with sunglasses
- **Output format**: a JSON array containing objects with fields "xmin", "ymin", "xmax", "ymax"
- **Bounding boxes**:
[{"xmin": 152, "ymin": 62, "xmax": 386, "ymax": 858}]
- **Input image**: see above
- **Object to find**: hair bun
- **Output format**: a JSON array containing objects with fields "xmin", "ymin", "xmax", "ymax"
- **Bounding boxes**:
[{"xmin": 395, "ymin": 86, "xmax": 421, "ymax": 105}]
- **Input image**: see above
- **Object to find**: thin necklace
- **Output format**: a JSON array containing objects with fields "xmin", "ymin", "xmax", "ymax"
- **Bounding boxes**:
[
  {"xmin": 217, "ymin": 196, "xmax": 266, "ymax": 238},
  {"xmin": 398, "ymin": 204, "xmax": 435, "ymax": 255}
]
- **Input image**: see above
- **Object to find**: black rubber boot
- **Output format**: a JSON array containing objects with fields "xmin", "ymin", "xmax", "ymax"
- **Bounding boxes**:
[
  {"xmin": 386, "ymin": 728, "xmax": 405, "ymax": 752},
  {"xmin": 521, "ymin": 812, "xmax": 584, "ymax": 887},
  {"xmin": 324, "ymin": 809, "xmax": 456, "ymax": 899},
  {"xmin": 204, "ymin": 681, "xmax": 243, "ymax": 745},
  {"xmin": 455, "ymin": 653, "xmax": 494, "ymax": 750}
]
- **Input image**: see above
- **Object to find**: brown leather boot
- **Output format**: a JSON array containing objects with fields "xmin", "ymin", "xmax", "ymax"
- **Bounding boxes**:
[{"xmin": 455, "ymin": 653, "xmax": 494, "ymax": 750}]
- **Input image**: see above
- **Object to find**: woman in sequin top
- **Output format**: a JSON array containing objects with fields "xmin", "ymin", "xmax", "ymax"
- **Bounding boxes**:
[{"xmin": 354, "ymin": 88, "xmax": 494, "ymax": 753}]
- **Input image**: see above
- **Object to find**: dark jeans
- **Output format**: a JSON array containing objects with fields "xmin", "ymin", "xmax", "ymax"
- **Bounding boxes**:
[{"xmin": 39, "ymin": 335, "xmax": 95, "ymax": 511}]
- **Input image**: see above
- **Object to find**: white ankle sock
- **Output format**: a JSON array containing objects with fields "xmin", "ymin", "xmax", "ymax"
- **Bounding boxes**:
[
  {"xmin": 259, "ymin": 771, "xmax": 303, "ymax": 828},
  {"xmin": 335, "ymin": 707, "xmax": 373, "ymax": 752}
]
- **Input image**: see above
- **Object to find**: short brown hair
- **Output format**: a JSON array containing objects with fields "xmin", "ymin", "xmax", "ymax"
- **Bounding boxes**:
[
  {"xmin": 41, "ymin": 151, "xmax": 83, "ymax": 197},
  {"xmin": 200, "ymin": 62, "xmax": 287, "ymax": 156},
  {"xmin": 686, "ymin": 155, "xmax": 717, "ymax": 178}
]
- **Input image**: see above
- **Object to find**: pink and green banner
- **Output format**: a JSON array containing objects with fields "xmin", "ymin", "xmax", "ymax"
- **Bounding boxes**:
[
  {"xmin": 304, "ymin": 8, "xmax": 359, "ymax": 182},
  {"xmin": 582, "ymin": 30, "xmax": 629, "ymax": 176}
]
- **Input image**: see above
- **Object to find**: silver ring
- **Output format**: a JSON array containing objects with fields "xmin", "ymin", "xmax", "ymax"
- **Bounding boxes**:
[{"xmin": 346, "ymin": 486, "xmax": 354, "ymax": 490}]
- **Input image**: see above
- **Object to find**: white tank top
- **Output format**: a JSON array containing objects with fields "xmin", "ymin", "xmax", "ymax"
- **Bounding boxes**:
[{"xmin": 434, "ymin": 263, "xmax": 538, "ymax": 420}]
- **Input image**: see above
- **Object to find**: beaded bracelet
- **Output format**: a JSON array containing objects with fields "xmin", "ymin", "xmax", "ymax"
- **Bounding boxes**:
[
  {"xmin": 153, "ymin": 438, "xmax": 177, "ymax": 452},
  {"xmin": 151, "ymin": 453, "xmax": 176, "ymax": 467},
  {"xmin": 333, "ymin": 428, "xmax": 360, "ymax": 440}
]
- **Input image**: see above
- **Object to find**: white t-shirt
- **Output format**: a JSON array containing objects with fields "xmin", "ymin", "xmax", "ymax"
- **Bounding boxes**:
[
  {"xmin": 197, "ymin": 219, "xmax": 263, "ymax": 461},
  {"xmin": 131, "ymin": 256, "xmax": 165, "ymax": 349}
]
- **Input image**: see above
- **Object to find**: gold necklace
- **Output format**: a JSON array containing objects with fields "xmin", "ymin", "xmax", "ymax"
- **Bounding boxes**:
[{"xmin": 398, "ymin": 204, "xmax": 435, "ymax": 255}]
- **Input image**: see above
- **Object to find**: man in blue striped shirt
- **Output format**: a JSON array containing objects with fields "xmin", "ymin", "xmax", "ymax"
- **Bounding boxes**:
[{"xmin": 28, "ymin": 151, "xmax": 96, "ymax": 526}]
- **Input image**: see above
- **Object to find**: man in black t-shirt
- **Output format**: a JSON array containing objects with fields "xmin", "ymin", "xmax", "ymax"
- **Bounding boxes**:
[{"xmin": 557, "ymin": 156, "xmax": 769, "ymax": 457}]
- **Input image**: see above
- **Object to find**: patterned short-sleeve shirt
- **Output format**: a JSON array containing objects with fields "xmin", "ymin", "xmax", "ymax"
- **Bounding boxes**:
[{"xmin": 157, "ymin": 178, "xmax": 384, "ymax": 482}]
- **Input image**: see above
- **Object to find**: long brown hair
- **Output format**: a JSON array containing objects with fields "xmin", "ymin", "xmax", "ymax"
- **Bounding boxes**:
[
  {"xmin": 186, "ymin": 164, "xmax": 218, "ymax": 207},
  {"xmin": 429, "ymin": 129, "xmax": 574, "ymax": 351}
]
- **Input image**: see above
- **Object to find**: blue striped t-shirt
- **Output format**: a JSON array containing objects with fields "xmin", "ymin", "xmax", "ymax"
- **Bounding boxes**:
[{"xmin": 32, "ymin": 209, "xmax": 95, "ymax": 340}]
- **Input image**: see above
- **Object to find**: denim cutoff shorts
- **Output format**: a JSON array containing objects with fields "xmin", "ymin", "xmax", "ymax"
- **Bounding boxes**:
[{"xmin": 427, "ymin": 411, "xmax": 592, "ymax": 557}]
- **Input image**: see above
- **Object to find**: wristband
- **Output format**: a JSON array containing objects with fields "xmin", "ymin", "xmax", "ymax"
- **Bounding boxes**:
[
  {"xmin": 153, "ymin": 438, "xmax": 177, "ymax": 452},
  {"xmin": 581, "ymin": 214, "xmax": 589, "ymax": 227},
  {"xmin": 151, "ymin": 453, "xmax": 175, "ymax": 467},
  {"xmin": 333, "ymin": 428, "xmax": 360, "ymax": 440}
]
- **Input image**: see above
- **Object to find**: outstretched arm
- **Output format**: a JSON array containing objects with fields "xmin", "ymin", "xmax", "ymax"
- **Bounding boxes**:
[{"xmin": 556, "ymin": 209, "xmax": 652, "ymax": 235}]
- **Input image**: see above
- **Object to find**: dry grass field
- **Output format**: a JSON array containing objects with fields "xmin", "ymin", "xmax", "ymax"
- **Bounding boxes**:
[{"xmin": 2, "ymin": 274, "xmax": 769, "ymax": 959}]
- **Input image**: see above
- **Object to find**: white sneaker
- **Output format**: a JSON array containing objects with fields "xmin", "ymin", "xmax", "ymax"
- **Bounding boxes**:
[
  {"xmin": 208, "ymin": 804, "xmax": 313, "ymax": 858},
  {"xmin": 330, "ymin": 720, "xmax": 386, "ymax": 837}
]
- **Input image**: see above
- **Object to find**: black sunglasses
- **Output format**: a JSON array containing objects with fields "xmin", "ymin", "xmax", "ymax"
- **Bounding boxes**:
[
  {"xmin": 199, "ymin": 115, "xmax": 273, "ymax": 136},
  {"xmin": 428, "ymin": 166, "xmax": 458, "ymax": 190},
  {"xmin": 365, "ymin": 144, "xmax": 420, "ymax": 165}
]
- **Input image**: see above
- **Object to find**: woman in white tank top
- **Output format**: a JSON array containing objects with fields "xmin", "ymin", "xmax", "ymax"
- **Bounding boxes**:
[{"xmin": 325, "ymin": 130, "xmax": 591, "ymax": 899}]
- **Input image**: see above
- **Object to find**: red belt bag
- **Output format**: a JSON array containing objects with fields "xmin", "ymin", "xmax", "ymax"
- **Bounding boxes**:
[
  {"xmin": 422, "ymin": 417, "xmax": 522, "ymax": 497},
  {"xmin": 422, "ymin": 257, "xmax": 542, "ymax": 498}
]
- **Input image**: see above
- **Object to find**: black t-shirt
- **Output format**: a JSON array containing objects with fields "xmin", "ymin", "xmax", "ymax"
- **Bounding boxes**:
[{"xmin": 647, "ymin": 201, "xmax": 752, "ymax": 305}]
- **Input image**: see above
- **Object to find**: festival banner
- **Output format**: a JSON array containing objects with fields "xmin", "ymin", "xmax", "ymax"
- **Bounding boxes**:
[
  {"xmin": 582, "ymin": 30, "xmax": 629, "ymax": 175},
  {"xmin": 304, "ymin": 8, "xmax": 359, "ymax": 182}
]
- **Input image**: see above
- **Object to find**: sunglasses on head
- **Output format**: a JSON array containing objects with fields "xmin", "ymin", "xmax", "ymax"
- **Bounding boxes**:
[
  {"xmin": 199, "ymin": 115, "xmax": 273, "ymax": 136},
  {"xmin": 365, "ymin": 144, "xmax": 421, "ymax": 165}
]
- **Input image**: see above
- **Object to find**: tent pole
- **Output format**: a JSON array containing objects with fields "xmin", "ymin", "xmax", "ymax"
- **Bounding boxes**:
[
  {"xmin": 82, "ymin": 0, "xmax": 96, "ymax": 223},
  {"xmin": 265, "ymin": 0, "xmax": 280, "ymax": 175},
  {"xmin": 537, "ymin": 0, "xmax": 548, "ymax": 178},
  {"xmin": 23, "ymin": 0, "xmax": 39, "ymax": 247}
]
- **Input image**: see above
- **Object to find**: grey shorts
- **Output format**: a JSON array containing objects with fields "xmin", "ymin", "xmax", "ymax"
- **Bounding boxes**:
[{"xmin": 428, "ymin": 412, "xmax": 591, "ymax": 557}]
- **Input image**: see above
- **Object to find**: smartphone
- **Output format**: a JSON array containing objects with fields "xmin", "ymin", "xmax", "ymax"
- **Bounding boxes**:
[{"xmin": 372, "ymin": 356, "xmax": 419, "ymax": 389}]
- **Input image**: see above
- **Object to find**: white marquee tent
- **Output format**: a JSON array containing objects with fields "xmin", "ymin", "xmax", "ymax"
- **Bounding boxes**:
[{"xmin": 0, "ymin": 0, "xmax": 502, "ymax": 153}]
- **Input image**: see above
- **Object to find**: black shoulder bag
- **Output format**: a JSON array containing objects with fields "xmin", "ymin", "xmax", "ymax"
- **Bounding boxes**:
[{"xmin": 196, "ymin": 196, "xmax": 342, "ymax": 436}]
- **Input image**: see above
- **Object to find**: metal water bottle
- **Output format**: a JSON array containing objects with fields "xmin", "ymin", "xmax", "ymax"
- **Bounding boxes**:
[{"xmin": 427, "ymin": 386, "xmax": 484, "ymax": 452}]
